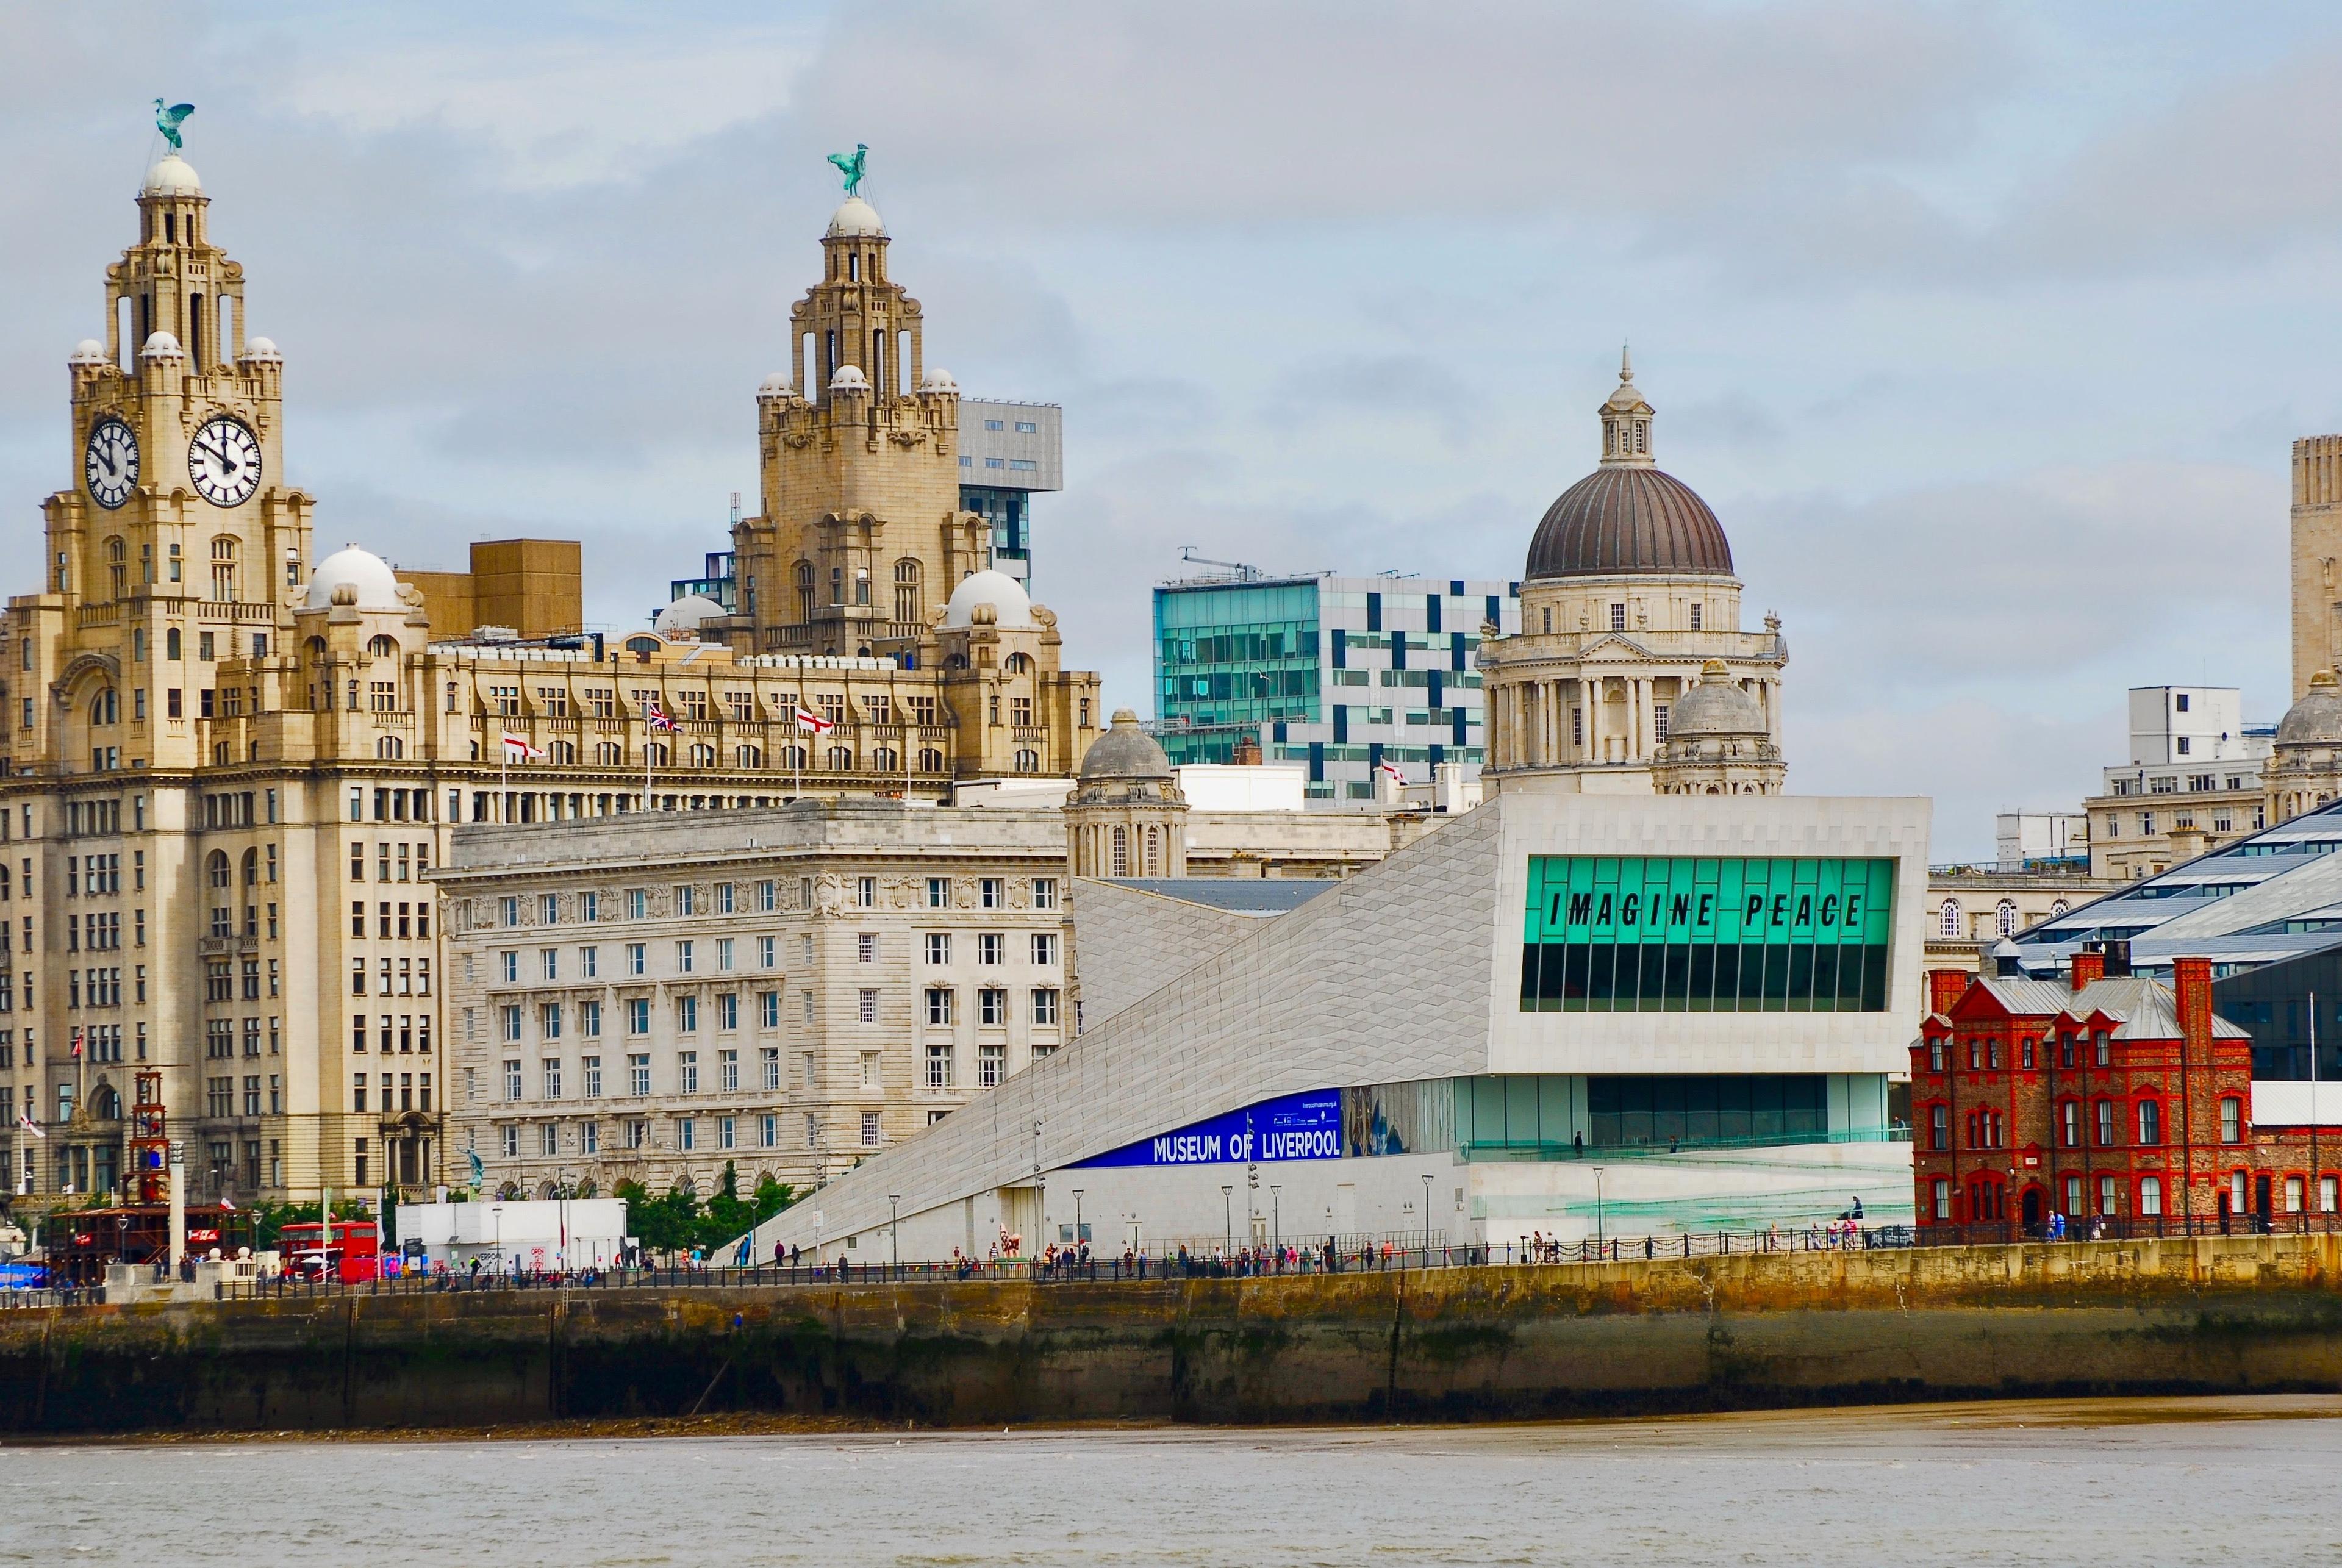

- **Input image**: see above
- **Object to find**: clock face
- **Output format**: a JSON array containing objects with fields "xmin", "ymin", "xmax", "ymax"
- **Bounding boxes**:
[
  {"xmin": 83, "ymin": 417, "xmax": 138, "ymax": 510},
  {"xmin": 188, "ymin": 416, "xmax": 262, "ymax": 508}
]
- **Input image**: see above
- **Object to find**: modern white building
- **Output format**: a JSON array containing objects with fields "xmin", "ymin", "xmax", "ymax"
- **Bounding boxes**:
[
  {"xmin": 743, "ymin": 782, "xmax": 1930, "ymax": 1262},
  {"xmin": 396, "ymin": 1197, "xmax": 628, "ymax": 1271},
  {"xmin": 1153, "ymin": 570, "xmax": 1522, "ymax": 800},
  {"xmin": 1994, "ymin": 811, "xmax": 2090, "ymax": 871}
]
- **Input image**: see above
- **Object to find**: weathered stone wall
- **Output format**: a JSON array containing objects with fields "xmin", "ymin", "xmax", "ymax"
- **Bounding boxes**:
[{"xmin": 4, "ymin": 1235, "xmax": 2341, "ymax": 1434}]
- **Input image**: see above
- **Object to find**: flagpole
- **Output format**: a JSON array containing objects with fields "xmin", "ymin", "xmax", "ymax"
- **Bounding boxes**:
[{"xmin": 2312, "ymin": 990, "xmax": 2321, "ymax": 1228}]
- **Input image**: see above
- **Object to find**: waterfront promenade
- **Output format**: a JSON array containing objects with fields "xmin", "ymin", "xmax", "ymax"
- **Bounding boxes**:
[{"xmin": 2, "ymin": 1233, "xmax": 2340, "ymax": 1436}]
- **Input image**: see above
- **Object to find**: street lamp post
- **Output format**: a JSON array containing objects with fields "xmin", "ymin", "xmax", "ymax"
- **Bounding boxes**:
[
  {"xmin": 1220, "ymin": 1184, "xmax": 1233, "ymax": 1255},
  {"xmin": 1592, "ymin": 1167, "xmax": 1605, "ymax": 1256},
  {"xmin": 1072, "ymin": 1189, "xmax": 1084, "ymax": 1258},
  {"xmin": 888, "ymin": 1192, "xmax": 901, "ymax": 1271},
  {"xmin": 492, "ymin": 1203, "xmax": 504, "ymax": 1278},
  {"xmin": 1422, "ymin": 1172, "xmax": 1434, "ymax": 1258},
  {"xmin": 1032, "ymin": 1120, "xmax": 1045, "ymax": 1256},
  {"xmin": 1270, "ymin": 1185, "xmax": 1281, "ymax": 1250}
]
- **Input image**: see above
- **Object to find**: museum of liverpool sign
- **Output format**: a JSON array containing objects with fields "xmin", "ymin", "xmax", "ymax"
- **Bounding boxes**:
[
  {"xmin": 1074, "ymin": 1089, "xmax": 1344, "ymax": 1168},
  {"xmin": 1520, "ymin": 856, "xmax": 1897, "ymax": 1014}
]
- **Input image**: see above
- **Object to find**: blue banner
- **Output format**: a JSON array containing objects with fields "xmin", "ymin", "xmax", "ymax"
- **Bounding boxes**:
[{"xmin": 1074, "ymin": 1089, "xmax": 1344, "ymax": 1168}]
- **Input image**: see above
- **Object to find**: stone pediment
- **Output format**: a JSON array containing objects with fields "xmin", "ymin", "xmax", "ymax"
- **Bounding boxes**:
[
  {"xmin": 51, "ymin": 650, "xmax": 121, "ymax": 706},
  {"xmin": 1576, "ymin": 634, "xmax": 1657, "ymax": 661}
]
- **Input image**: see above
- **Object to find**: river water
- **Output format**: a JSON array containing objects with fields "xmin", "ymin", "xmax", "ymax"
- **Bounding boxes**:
[{"xmin": 4, "ymin": 1397, "xmax": 2338, "ymax": 1566}]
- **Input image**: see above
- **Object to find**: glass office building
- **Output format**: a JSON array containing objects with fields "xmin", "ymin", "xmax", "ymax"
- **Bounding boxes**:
[{"xmin": 1154, "ymin": 572, "xmax": 1520, "ymax": 798}]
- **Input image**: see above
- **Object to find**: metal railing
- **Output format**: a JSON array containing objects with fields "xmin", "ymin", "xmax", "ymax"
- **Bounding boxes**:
[{"xmin": 1907, "ymin": 1211, "xmax": 2342, "ymax": 1248}]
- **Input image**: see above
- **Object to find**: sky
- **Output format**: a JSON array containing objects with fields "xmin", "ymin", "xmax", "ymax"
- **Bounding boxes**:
[{"xmin": 5, "ymin": 1, "xmax": 2342, "ymax": 859}]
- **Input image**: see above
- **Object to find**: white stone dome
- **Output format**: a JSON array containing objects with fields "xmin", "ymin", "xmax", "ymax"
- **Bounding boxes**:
[
  {"xmin": 828, "ymin": 363, "xmax": 868, "ymax": 392},
  {"xmin": 942, "ymin": 568, "xmax": 1037, "ymax": 631},
  {"xmin": 757, "ymin": 372, "xmax": 793, "ymax": 400},
  {"xmin": 826, "ymin": 196, "xmax": 884, "ymax": 238},
  {"xmin": 303, "ymin": 544, "xmax": 406, "ymax": 613},
  {"xmin": 142, "ymin": 154, "xmax": 201, "ymax": 198},
  {"xmin": 69, "ymin": 339, "xmax": 107, "ymax": 365},
  {"xmin": 140, "ymin": 331, "xmax": 184, "ymax": 360},
  {"xmin": 920, "ymin": 368, "xmax": 958, "ymax": 393},
  {"xmin": 241, "ymin": 336, "xmax": 281, "ymax": 361},
  {"xmin": 653, "ymin": 593, "xmax": 726, "ymax": 636}
]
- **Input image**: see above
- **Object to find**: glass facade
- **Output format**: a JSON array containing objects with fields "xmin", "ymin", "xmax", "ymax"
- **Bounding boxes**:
[
  {"xmin": 2211, "ymin": 946, "xmax": 2342, "ymax": 1079},
  {"xmin": 961, "ymin": 487, "xmax": 1030, "ymax": 567},
  {"xmin": 1521, "ymin": 856, "xmax": 1896, "ymax": 1013},
  {"xmin": 1155, "ymin": 580, "xmax": 1322, "ymax": 763}
]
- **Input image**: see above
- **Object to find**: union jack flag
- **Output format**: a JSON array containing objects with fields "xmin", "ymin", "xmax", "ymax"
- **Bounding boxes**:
[{"xmin": 645, "ymin": 700, "xmax": 678, "ymax": 734}]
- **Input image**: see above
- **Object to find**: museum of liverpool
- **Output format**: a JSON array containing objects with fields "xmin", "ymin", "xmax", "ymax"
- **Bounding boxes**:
[{"xmin": 749, "ymin": 784, "xmax": 1930, "ymax": 1261}]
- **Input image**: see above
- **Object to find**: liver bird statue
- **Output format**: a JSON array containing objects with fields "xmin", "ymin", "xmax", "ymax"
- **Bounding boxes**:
[
  {"xmin": 154, "ymin": 99, "xmax": 195, "ymax": 151},
  {"xmin": 827, "ymin": 143, "xmax": 868, "ymax": 198}
]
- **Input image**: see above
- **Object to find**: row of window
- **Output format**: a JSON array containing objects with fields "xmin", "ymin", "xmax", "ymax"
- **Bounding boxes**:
[
  {"xmin": 1932, "ymin": 1171, "xmax": 2342, "ymax": 1220},
  {"xmin": 1923, "ymin": 1094, "xmax": 2241, "ymax": 1151},
  {"xmin": 489, "ymin": 876, "xmax": 1060, "ymax": 927},
  {"xmin": 493, "ymin": 984, "xmax": 1064, "ymax": 1044},
  {"xmin": 348, "ymin": 842, "xmax": 432, "ymax": 884},
  {"xmin": 349, "ymin": 1071, "xmax": 432, "ymax": 1114},
  {"xmin": 1936, "ymin": 897, "xmax": 2068, "ymax": 940},
  {"xmin": 492, "ymin": 1108, "xmax": 887, "ymax": 1160},
  {"xmin": 348, "ymin": 957, "xmax": 432, "ymax": 997},
  {"xmin": 1924, "ymin": 1033, "xmax": 2117, "ymax": 1073},
  {"xmin": 203, "ymin": 1073, "xmax": 285, "ymax": 1119},
  {"xmin": 493, "ymin": 1035, "xmax": 1045, "ymax": 1107}
]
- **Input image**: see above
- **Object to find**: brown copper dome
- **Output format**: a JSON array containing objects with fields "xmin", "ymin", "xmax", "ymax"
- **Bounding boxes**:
[{"xmin": 1525, "ymin": 466, "xmax": 1733, "ymax": 581}]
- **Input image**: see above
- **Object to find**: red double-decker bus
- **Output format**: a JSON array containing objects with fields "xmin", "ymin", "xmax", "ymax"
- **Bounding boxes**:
[{"xmin": 278, "ymin": 1219, "xmax": 379, "ymax": 1283}]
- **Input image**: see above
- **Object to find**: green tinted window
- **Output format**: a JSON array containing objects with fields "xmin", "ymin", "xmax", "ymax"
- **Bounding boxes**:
[{"xmin": 1520, "ymin": 856, "xmax": 1895, "ymax": 1014}]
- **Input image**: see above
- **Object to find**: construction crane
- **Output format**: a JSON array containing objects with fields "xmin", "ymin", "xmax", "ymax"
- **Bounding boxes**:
[{"xmin": 1175, "ymin": 546, "xmax": 1265, "ymax": 582}]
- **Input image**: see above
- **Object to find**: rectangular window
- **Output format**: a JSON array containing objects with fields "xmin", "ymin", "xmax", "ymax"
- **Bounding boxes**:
[
  {"xmin": 979, "ymin": 1041, "xmax": 1004, "ymax": 1087},
  {"xmin": 926, "ymin": 987, "xmax": 953, "ymax": 1025},
  {"xmin": 1929, "ymin": 1104, "xmax": 1947, "ymax": 1151},
  {"xmin": 628, "ymin": 1053, "xmax": 650, "ymax": 1096},
  {"xmin": 582, "ymin": 1055, "xmax": 602, "ymax": 1098},
  {"xmin": 759, "ymin": 1114, "xmax": 778, "ymax": 1148},
  {"xmin": 859, "ymin": 988, "xmax": 878, "ymax": 1024},
  {"xmin": 676, "ymin": 1117, "xmax": 696, "ymax": 1151},
  {"xmin": 1517, "ymin": 856, "xmax": 1896, "ymax": 1014},
  {"xmin": 627, "ymin": 998, "xmax": 650, "ymax": 1035},
  {"xmin": 927, "ymin": 877, "xmax": 950, "ymax": 909},
  {"xmin": 2096, "ymin": 1099, "xmax": 2116, "ymax": 1146},
  {"xmin": 1032, "ymin": 987, "xmax": 1059, "ymax": 1025},
  {"xmin": 581, "ymin": 999, "xmax": 602, "ymax": 1037},
  {"xmin": 676, "ymin": 995, "xmax": 698, "ymax": 1033},
  {"xmin": 926, "ymin": 933, "xmax": 950, "ymax": 965},
  {"xmin": 719, "ymin": 1048, "xmax": 739, "ymax": 1092},
  {"xmin": 925, "ymin": 1042, "xmax": 952, "ymax": 1089},
  {"xmin": 626, "ymin": 943, "xmax": 645, "ymax": 976},
  {"xmin": 1031, "ymin": 933, "xmax": 1058, "ymax": 967},
  {"xmin": 542, "ymin": 1059, "xmax": 562, "ymax": 1100},
  {"xmin": 858, "ymin": 932, "xmax": 876, "ymax": 964},
  {"xmin": 759, "ymin": 935, "xmax": 777, "ymax": 968},
  {"xmin": 678, "ymin": 1050, "xmax": 698, "ymax": 1092},
  {"xmin": 761, "ymin": 1046, "xmax": 781, "ymax": 1090},
  {"xmin": 979, "ymin": 988, "xmax": 1007, "ymax": 1026},
  {"xmin": 2221, "ymin": 1098, "xmax": 2242, "ymax": 1144},
  {"xmin": 1033, "ymin": 878, "xmax": 1058, "ymax": 911},
  {"xmin": 761, "ymin": 991, "xmax": 780, "ymax": 1029},
  {"xmin": 978, "ymin": 933, "xmax": 1004, "ymax": 966},
  {"xmin": 676, "ymin": 884, "xmax": 697, "ymax": 917},
  {"xmin": 503, "ymin": 1059, "xmax": 521, "ymax": 1101},
  {"xmin": 716, "ymin": 937, "xmax": 735, "ymax": 972},
  {"xmin": 580, "ymin": 945, "xmax": 597, "ymax": 979},
  {"xmin": 676, "ymin": 940, "xmax": 694, "ymax": 973}
]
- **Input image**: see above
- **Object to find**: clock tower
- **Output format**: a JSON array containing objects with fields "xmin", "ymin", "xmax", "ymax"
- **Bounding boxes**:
[{"xmin": 38, "ymin": 148, "xmax": 312, "ymax": 778}]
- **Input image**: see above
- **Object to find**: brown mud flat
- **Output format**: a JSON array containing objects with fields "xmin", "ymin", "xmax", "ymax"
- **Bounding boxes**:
[{"xmin": 2, "ymin": 1236, "xmax": 2341, "ymax": 1437}]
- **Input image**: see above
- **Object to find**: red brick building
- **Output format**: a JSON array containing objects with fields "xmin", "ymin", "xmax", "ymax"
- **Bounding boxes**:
[{"xmin": 1909, "ymin": 948, "xmax": 2336, "ymax": 1234}]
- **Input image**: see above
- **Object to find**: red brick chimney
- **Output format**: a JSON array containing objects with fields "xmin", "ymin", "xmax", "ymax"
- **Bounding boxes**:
[
  {"xmin": 2070, "ymin": 950, "xmax": 2105, "ymax": 992},
  {"xmin": 1927, "ymin": 968, "xmax": 1969, "ymax": 1017},
  {"xmin": 2173, "ymin": 955, "xmax": 2212, "ymax": 1050}
]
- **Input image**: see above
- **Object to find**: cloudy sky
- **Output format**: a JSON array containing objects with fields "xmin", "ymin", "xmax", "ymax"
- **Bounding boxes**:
[{"xmin": 5, "ymin": 1, "xmax": 2340, "ymax": 857}]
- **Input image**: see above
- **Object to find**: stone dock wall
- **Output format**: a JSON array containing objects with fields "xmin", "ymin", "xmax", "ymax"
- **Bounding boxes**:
[{"xmin": 5, "ymin": 1235, "xmax": 2342, "ymax": 1434}]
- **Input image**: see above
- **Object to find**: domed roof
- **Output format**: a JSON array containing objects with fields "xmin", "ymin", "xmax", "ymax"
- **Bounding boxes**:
[
  {"xmin": 653, "ymin": 594, "xmax": 726, "ymax": 636},
  {"xmin": 142, "ymin": 154, "xmax": 201, "ymax": 197},
  {"xmin": 1666, "ymin": 662, "xmax": 1767, "ymax": 737},
  {"xmin": 828, "ymin": 363, "xmax": 868, "ymax": 392},
  {"xmin": 2278, "ymin": 671, "xmax": 2342, "ymax": 747},
  {"xmin": 240, "ymin": 336, "xmax": 280, "ymax": 361},
  {"xmin": 139, "ymin": 331, "xmax": 184, "ymax": 360},
  {"xmin": 1081, "ymin": 709, "xmax": 1172, "ymax": 781},
  {"xmin": 303, "ymin": 544, "xmax": 406, "ymax": 613},
  {"xmin": 1526, "ymin": 467, "xmax": 1733, "ymax": 580},
  {"xmin": 941, "ymin": 569, "xmax": 1036, "ymax": 630},
  {"xmin": 757, "ymin": 372, "xmax": 793, "ymax": 400},
  {"xmin": 68, "ymin": 339, "xmax": 107, "ymax": 365},
  {"xmin": 826, "ymin": 196, "xmax": 885, "ymax": 238},
  {"xmin": 920, "ymin": 368, "xmax": 957, "ymax": 393}
]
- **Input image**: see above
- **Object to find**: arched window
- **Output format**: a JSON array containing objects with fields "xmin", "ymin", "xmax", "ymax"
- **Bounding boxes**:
[
  {"xmin": 826, "ymin": 745, "xmax": 853, "ymax": 771},
  {"xmin": 869, "ymin": 746, "xmax": 896, "ymax": 773},
  {"xmin": 367, "ymin": 635, "xmax": 399, "ymax": 659},
  {"xmin": 2049, "ymin": 899, "xmax": 2069, "ymax": 917},
  {"xmin": 240, "ymin": 848, "xmax": 257, "ymax": 887},
  {"xmin": 795, "ymin": 560, "xmax": 816, "ymax": 621},
  {"xmin": 1996, "ymin": 900, "xmax": 2018, "ymax": 938},
  {"xmin": 689, "ymin": 743, "xmax": 717, "ymax": 767},
  {"xmin": 1938, "ymin": 900, "xmax": 1963, "ymax": 938},
  {"xmin": 645, "ymin": 742, "xmax": 670, "ymax": 767},
  {"xmin": 736, "ymin": 745, "xmax": 764, "ymax": 768},
  {"xmin": 595, "ymin": 742, "xmax": 623, "ymax": 765},
  {"xmin": 1111, "ymin": 826, "xmax": 1129, "ymax": 878},
  {"xmin": 90, "ymin": 689, "xmax": 116, "ymax": 726},
  {"xmin": 893, "ymin": 559, "xmax": 922, "ymax": 625},
  {"xmin": 1014, "ymin": 748, "xmax": 1040, "ymax": 774},
  {"xmin": 1004, "ymin": 653, "xmax": 1032, "ymax": 675},
  {"xmin": 2138, "ymin": 1175, "xmax": 2163, "ymax": 1217},
  {"xmin": 549, "ymin": 740, "xmax": 576, "ymax": 764},
  {"xmin": 206, "ymin": 850, "xmax": 229, "ymax": 889},
  {"xmin": 166, "ymin": 627, "xmax": 182, "ymax": 662},
  {"xmin": 917, "ymin": 748, "xmax": 944, "ymax": 774},
  {"xmin": 209, "ymin": 535, "xmax": 238, "ymax": 601},
  {"xmin": 1145, "ymin": 825, "xmax": 1161, "ymax": 875},
  {"xmin": 376, "ymin": 735, "xmax": 404, "ymax": 759}
]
